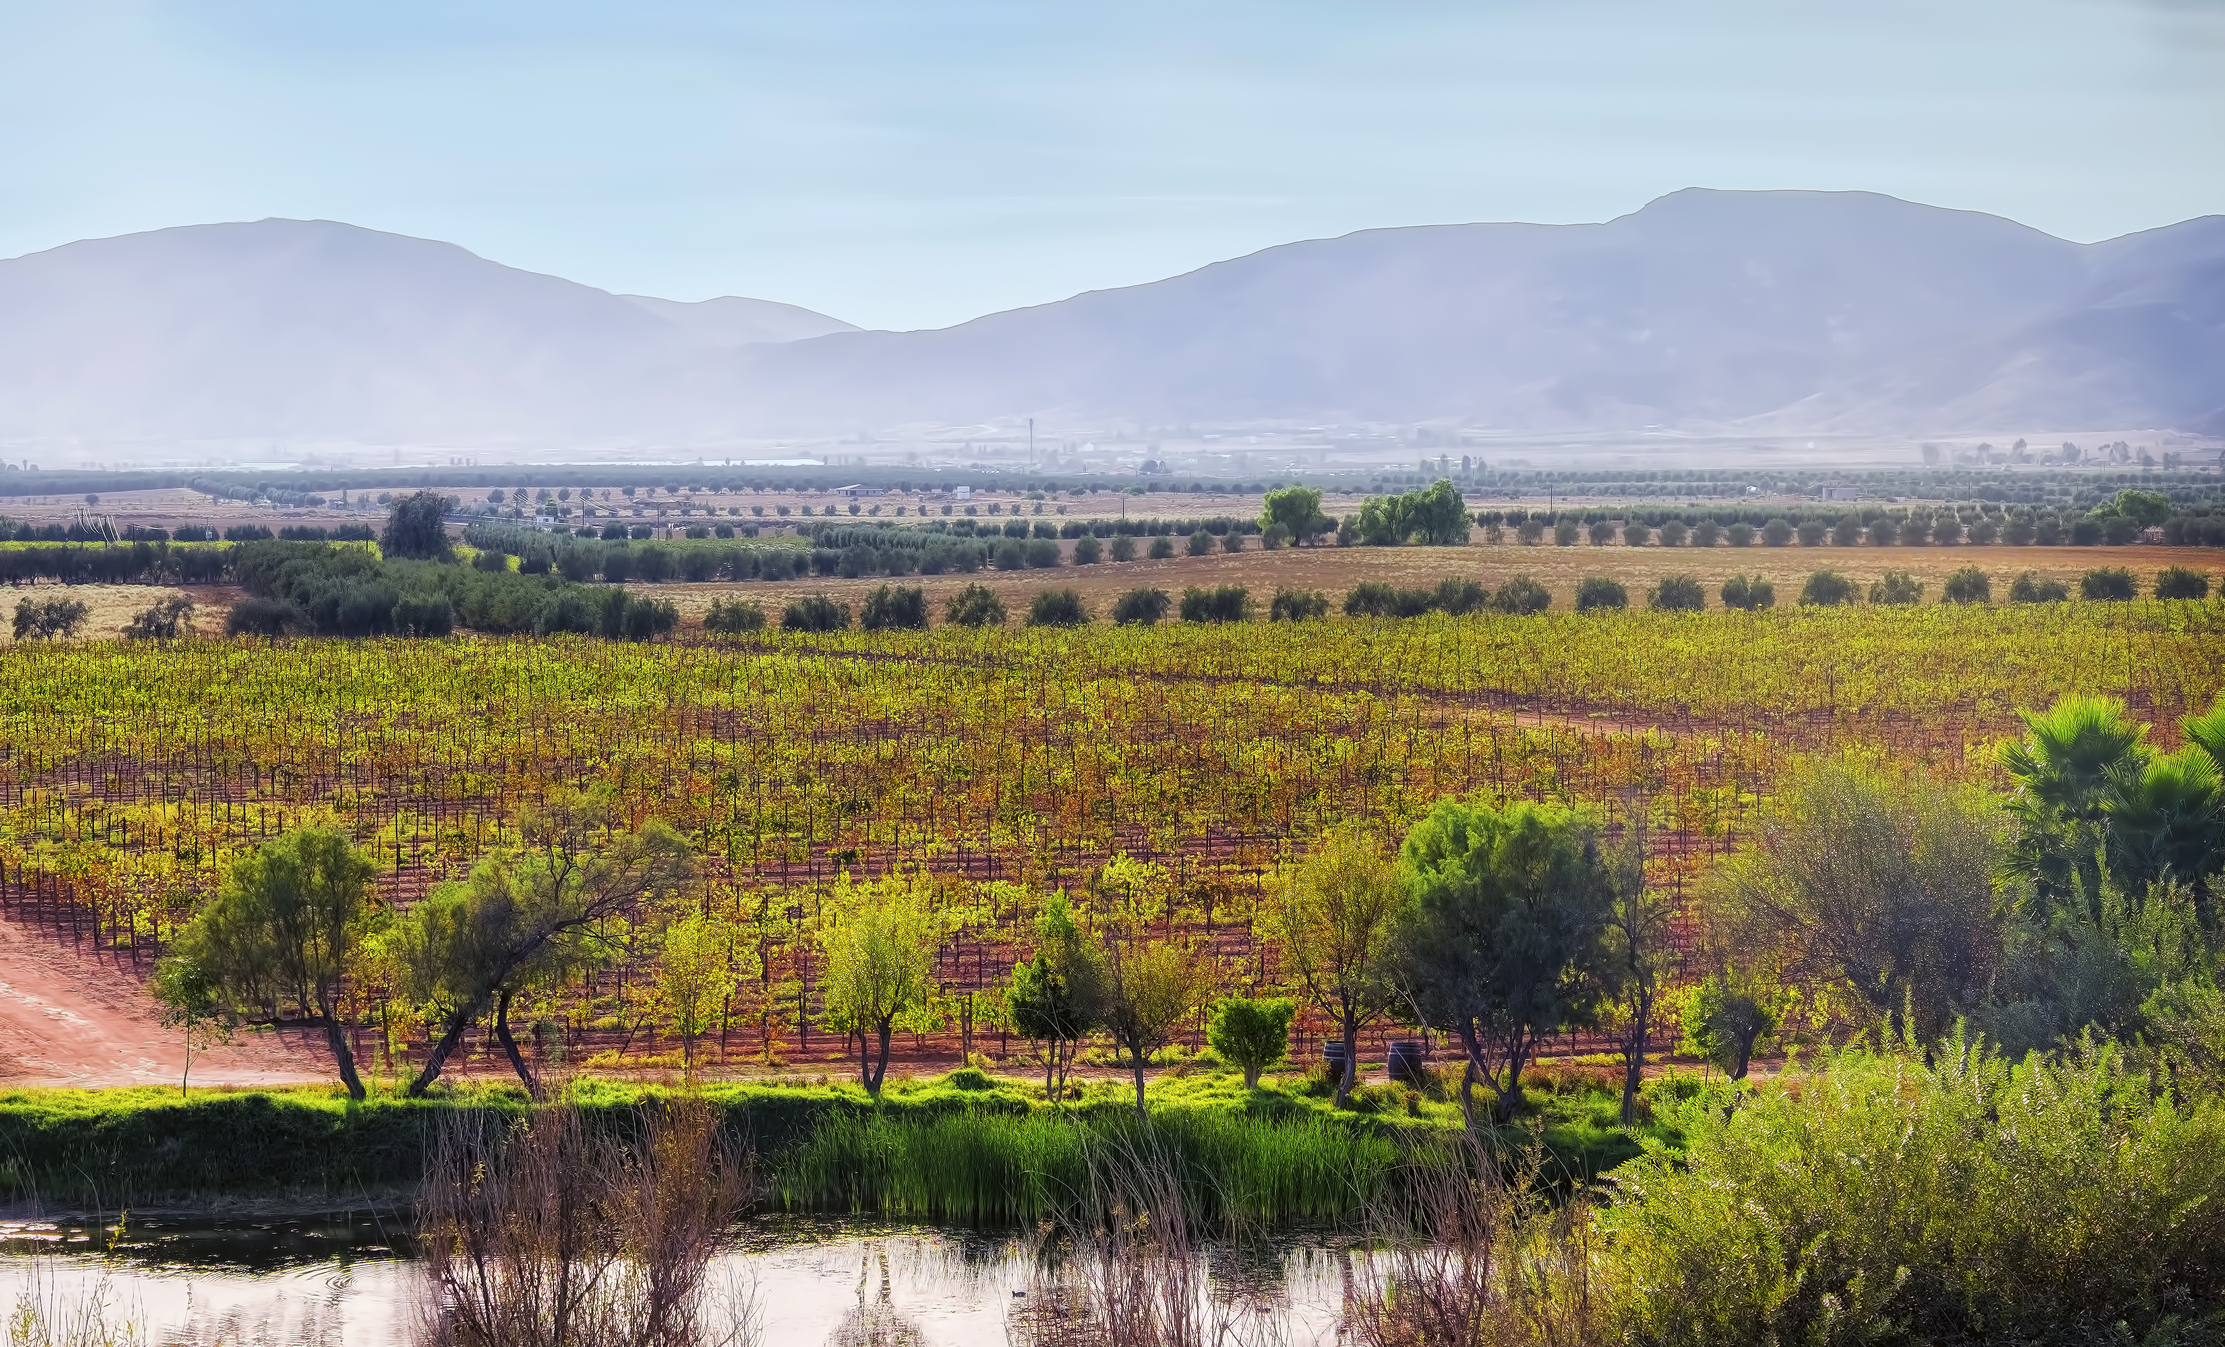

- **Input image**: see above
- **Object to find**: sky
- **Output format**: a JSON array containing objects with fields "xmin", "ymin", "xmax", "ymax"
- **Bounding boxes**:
[{"xmin": 3, "ymin": 0, "xmax": 2221, "ymax": 331}]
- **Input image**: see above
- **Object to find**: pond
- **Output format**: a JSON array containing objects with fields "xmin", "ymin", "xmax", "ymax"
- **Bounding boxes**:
[{"xmin": 0, "ymin": 1213, "xmax": 1361, "ymax": 1345}]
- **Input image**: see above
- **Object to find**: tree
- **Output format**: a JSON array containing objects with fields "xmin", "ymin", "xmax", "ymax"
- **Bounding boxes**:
[
  {"xmin": 1269, "ymin": 588, "xmax": 1329, "ymax": 622},
  {"xmin": 2155, "ymin": 568, "xmax": 2210, "ymax": 601},
  {"xmin": 380, "ymin": 491, "xmax": 457, "ymax": 561},
  {"xmin": 1208, "ymin": 996, "xmax": 1294, "ymax": 1088},
  {"xmin": 1491, "ymin": 575, "xmax": 1552, "ymax": 615},
  {"xmin": 1026, "ymin": 588, "xmax": 1091, "ymax": 627},
  {"xmin": 2081, "ymin": 568, "xmax": 2136, "ymax": 601},
  {"xmin": 1188, "ymin": 528, "xmax": 1215, "ymax": 557},
  {"xmin": 1942, "ymin": 567, "xmax": 1991, "ymax": 604},
  {"xmin": 783, "ymin": 593, "xmax": 851, "ymax": 631},
  {"xmin": 2010, "ymin": 572, "xmax": 2069, "ymax": 603},
  {"xmin": 658, "ymin": 909, "xmax": 747, "ymax": 1074},
  {"xmin": 1720, "ymin": 575, "xmax": 1774, "ymax": 611},
  {"xmin": 1178, "ymin": 585, "xmax": 1250, "ymax": 623},
  {"xmin": 1703, "ymin": 762, "xmax": 2005, "ymax": 1041},
  {"xmin": 1271, "ymin": 829, "xmax": 1407, "ymax": 1106},
  {"xmin": 391, "ymin": 794, "xmax": 693, "ymax": 1095},
  {"xmin": 1647, "ymin": 575, "xmax": 1706, "ymax": 612},
  {"xmin": 170, "ymin": 828, "xmax": 380, "ymax": 1098},
  {"xmin": 1601, "ymin": 814, "xmax": 1674, "ymax": 1124},
  {"xmin": 1101, "ymin": 934, "xmax": 1214, "ymax": 1115},
  {"xmin": 1799, "ymin": 570, "xmax": 1857, "ymax": 606},
  {"xmin": 944, "ymin": 584, "xmax": 1007, "ymax": 627},
  {"xmin": 703, "ymin": 598, "xmax": 766, "ymax": 633},
  {"xmin": 861, "ymin": 585, "xmax": 929, "ymax": 631},
  {"xmin": 2000, "ymin": 697, "xmax": 2150, "ymax": 923},
  {"xmin": 123, "ymin": 595, "xmax": 196, "ymax": 640},
  {"xmin": 1575, "ymin": 577, "xmax": 1628, "ymax": 612},
  {"xmin": 1262, "ymin": 486, "xmax": 1332, "ymax": 545},
  {"xmin": 13, "ymin": 596, "xmax": 90, "ymax": 640},
  {"xmin": 1869, "ymin": 570, "xmax": 1922, "ymax": 605},
  {"xmin": 1007, "ymin": 893, "xmax": 1104, "ymax": 1100},
  {"xmin": 1072, "ymin": 534, "xmax": 1102, "ymax": 564},
  {"xmin": 819, "ymin": 877, "xmax": 936, "ymax": 1096},
  {"xmin": 1677, "ymin": 967, "xmax": 1781, "ymax": 1081},
  {"xmin": 1354, "ymin": 480, "xmax": 1468, "ymax": 546},
  {"xmin": 1112, "ymin": 588, "xmax": 1172, "ymax": 626},
  {"xmin": 151, "ymin": 954, "xmax": 235, "ymax": 1097},
  {"xmin": 1386, "ymin": 799, "xmax": 1614, "ymax": 1126}
]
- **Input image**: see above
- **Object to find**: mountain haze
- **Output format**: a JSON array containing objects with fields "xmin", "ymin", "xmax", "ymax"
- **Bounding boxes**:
[{"xmin": 2, "ymin": 192, "xmax": 2220, "ymax": 453}]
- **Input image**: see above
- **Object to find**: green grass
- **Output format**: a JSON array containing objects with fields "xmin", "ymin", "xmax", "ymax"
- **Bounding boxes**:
[{"xmin": 0, "ymin": 1064, "xmax": 1678, "ymax": 1216}]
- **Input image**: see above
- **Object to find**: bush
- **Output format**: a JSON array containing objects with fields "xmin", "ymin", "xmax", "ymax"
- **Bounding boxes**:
[
  {"xmin": 1269, "ymin": 588, "xmax": 1329, "ymax": 622},
  {"xmin": 1554, "ymin": 520, "xmax": 1581, "ymax": 546},
  {"xmin": 1831, "ymin": 517, "xmax": 1863, "ymax": 546},
  {"xmin": 1345, "ymin": 582, "xmax": 1433, "ymax": 618},
  {"xmin": 1110, "ymin": 535, "xmax": 1136, "ymax": 562},
  {"xmin": 122, "ymin": 595, "xmax": 197, "ymax": 641},
  {"xmin": 1206, "ymin": 997, "xmax": 1295, "ymax": 1088},
  {"xmin": 1726, "ymin": 522, "xmax": 1756, "ymax": 547},
  {"xmin": 1575, "ymin": 576, "xmax": 1628, "ymax": 612},
  {"xmin": 2010, "ymin": 571, "xmax": 2070, "ymax": 603},
  {"xmin": 1221, "ymin": 531, "xmax": 1244, "ymax": 554},
  {"xmin": 1024, "ymin": 538, "xmax": 1061, "ymax": 569},
  {"xmin": 1692, "ymin": 521, "xmax": 1722, "ymax": 548},
  {"xmin": 12, "ymin": 595, "xmax": 92, "ymax": 640},
  {"xmin": 1187, "ymin": 529, "xmax": 1214, "ymax": 557},
  {"xmin": 1942, "ymin": 566, "xmax": 1991, "ymax": 604},
  {"xmin": 1799, "ymin": 570, "xmax": 1857, "ymax": 607},
  {"xmin": 1111, "ymin": 588, "xmax": 1172, "ymax": 626},
  {"xmin": 1868, "ymin": 570, "xmax": 1922, "ymax": 605},
  {"xmin": 1867, "ymin": 517, "xmax": 1899, "ymax": 546},
  {"xmin": 944, "ymin": 584, "xmax": 1007, "ymax": 628},
  {"xmin": 1588, "ymin": 521, "xmax": 1618, "ymax": 546},
  {"xmin": 1604, "ymin": 1041, "xmax": 2225, "ymax": 1347},
  {"xmin": 1720, "ymin": 574, "xmax": 1774, "ymax": 610},
  {"xmin": 702, "ymin": 598, "xmax": 766, "ymax": 634},
  {"xmin": 1796, "ymin": 520, "xmax": 1828, "ymax": 546},
  {"xmin": 1492, "ymin": 575, "xmax": 1552, "ymax": 615},
  {"xmin": 861, "ymin": 585, "xmax": 929, "ymax": 631},
  {"xmin": 1762, "ymin": 519, "xmax": 1794, "ymax": 546},
  {"xmin": 1648, "ymin": 575, "xmax": 1706, "ymax": 612},
  {"xmin": 1072, "ymin": 534, "xmax": 1101, "ymax": 565},
  {"xmin": 2155, "ymin": 567, "xmax": 2211, "ymax": 600},
  {"xmin": 391, "ymin": 596, "xmax": 454, "ymax": 637},
  {"xmin": 1179, "ymin": 585, "xmax": 1251, "ymax": 623},
  {"xmin": 1148, "ymin": 537, "xmax": 1176, "ymax": 560},
  {"xmin": 224, "ymin": 596, "xmax": 304, "ymax": 637},
  {"xmin": 782, "ymin": 593, "xmax": 851, "ymax": 632},
  {"xmin": 1026, "ymin": 588, "xmax": 1091, "ymax": 627},
  {"xmin": 1623, "ymin": 522, "xmax": 1652, "ymax": 548},
  {"xmin": 1657, "ymin": 520, "xmax": 1689, "ymax": 548},
  {"xmin": 2081, "ymin": 567, "xmax": 2136, "ymax": 601}
]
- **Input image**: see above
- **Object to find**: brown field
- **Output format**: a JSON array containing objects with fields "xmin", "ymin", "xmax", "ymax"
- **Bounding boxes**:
[
  {"xmin": 639, "ymin": 538, "xmax": 2225, "ymax": 621},
  {"xmin": 1, "ymin": 584, "xmax": 238, "ymax": 642},
  {"xmin": 2, "ymin": 486, "xmax": 370, "ymax": 530}
]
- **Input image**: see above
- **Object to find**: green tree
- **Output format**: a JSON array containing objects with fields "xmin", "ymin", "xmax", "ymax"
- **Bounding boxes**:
[
  {"xmin": 1270, "ymin": 830, "xmax": 1407, "ymax": 1106},
  {"xmin": 1262, "ymin": 486, "xmax": 1332, "ymax": 545},
  {"xmin": 1675, "ymin": 966, "xmax": 1783, "ymax": 1081},
  {"xmin": 783, "ymin": 593, "xmax": 851, "ymax": 631},
  {"xmin": 1187, "ymin": 528, "xmax": 1215, "ymax": 557},
  {"xmin": 1868, "ymin": 570, "xmax": 1922, "ymax": 605},
  {"xmin": 1112, "ymin": 587, "xmax": 1172, "ymax": 626},
  {"xmin": 170, "ymin": 828, "xmax": 380, "ymax": 1098},
  {"xmin": 1207, "ymin": 996, "xmax": 1294, "ymax": 1088},
  {"xmin": 1268, "ymin": 588, "xmax": 1329, "ymax": 621},
  {"xmin": 860, "ymin": 585, "xmax": 928, "ymax": 631},
  {"xmin": 2000, "ymin": 697, "xmax": 2150, "ymax": 923},
  {"xmin": 1601, "ymin": 818, "xmax": 1675, "ymax": 1123},
  {"xmin": 1648, "ymin": 575, "xmax": 1706, "ymax": 612},
  {"xmin": 2009, "ymin": 571, "xmax": 2069, "ymax": 603},
  {"xmin": 1491, "ymin": 575, "xmax": 1552, "ymax": 615},
  {"xmin": 2155, "ymin": 567, "xmax": 2210, "ymax": 601},
  {"xmin": 944, "ymin": 583, "xmax": 1007, "ymax": 627},
  {"xmin": 380, "ymin": 491, "xmax": 457, "ymax": 561},
  {"xmin": 1385, "ymin": 799, "xmax": 1614, "ymax": 1125},
  {"xmin": 1026, "ymin": 588, "xmax": 1091, "ymax": 626},
  {"xmin": 1720, "ymin": 574, "xmax": 1774, "ymax": 610},
  {"xmin": 1942, "ymin": 566, "xmax": 1991, "ymax": 604},
  {"xmin": 123, "ymin": 595, "xmax": 197, "ymax": 640},
  {"xmin": 13, "ymin": 596, "xmax": 90, "ymax": 640},
  {"xmin": 1100, "ymin": 934, "xmax": 1215, "ymax": 1115},
  {"xmin": 1575, "ymin": 576, "xmax": 1628, "ymax": 612},
  {"xmin": 2082, "ymin": 568, "xmax": 2137, "ymax": 601},
  {"xmin": 658, "ymin": 909, "xmax": 748, "ymax": 1074},
  {"xmin": 819, "ymin": 877, "xmax": 937, "ymax": 1096},
  {"xmin": 1799, "ymin": 570, "xmax": 1857, "ymax": 606},
  {"xmin": 390, "ymin": 794, "xmax": 692, "ymax": 1095},
  {"xmin": 1007, "ymin": 893, "xmax": 1105, "ymax": 1100},
  {"xmin": 151, "ymin": 954, "xmax": 235, "ymax": 1097}
]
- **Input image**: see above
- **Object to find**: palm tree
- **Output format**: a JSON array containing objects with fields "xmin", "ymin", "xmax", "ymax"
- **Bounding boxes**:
[
  {"xmin": 2105, "ymin": 748, "xmax": 2222, "ymax": 922},
  {"xmin": 1998, "ymin": 697, "xmax": 2150, "ymax": 921}
]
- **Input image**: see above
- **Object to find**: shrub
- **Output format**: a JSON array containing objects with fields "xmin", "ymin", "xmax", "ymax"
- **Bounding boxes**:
[
  {"xmin": 122, "ymin": 595, "xmax": 197, "ymax": 641},
  {"xmin": 1144, "ymin": 536, "xmax": 1173, "ymax": 560},
  {"xmin": 1691, "ymin": 521, "xmax": 1722, "ymax": 548},
  {"xmin": 861, "ymin": 585, "xmax": 929, "ymax": 631},
  {"xmin": 1726, "ymin": 522, "xmax": 1756, "ymax": 547},
  {"xmin": 392, "ymin": 596, "xmax": 454, "ymax": 637},
  {"xmin": 1269, "ymin": 589, "xmax": 1329, "ymax": 622},
  {"xmin": 1657, "ymin": 520, "xmax": 1689, "ymax": 548},
  {"xmin": 702, "ymin": 598, "xmax": 766, "ymax": 634},
  {"xmin": 1221, "ymin": 531, "xmax": 1244, "ymax": 554},
  {"xmin": 2081, "ymin": 567, "xmax": 2136, "ymax": 601},
  {"xmin": 2010, "ymin": 571, "xmax": 2070, "ymax": 603},
  {"xmin": 1492, "ymin": 575, "xmax": 1552, "ymax": 615},
  {"xmin": 1796, "ymin": 520, "xmax": 1828, "ymax": 547},
  {"xmin": 1868, "ymin": 570, "xmax": 1922, "ymax": 605},
  {"xmin": 1072, "ymin": 534, "xmax": 1101, "ymax": 565},
  {"xmin": 1942, "ymin": 566, "xmax": 1991, "ymax": 604},
  {"xmin": 1026, "ymin": 588, "xmax": 1091, "ymax": 627},
  {"xmin": 224, "ymin": 596, "xmax": 304, "ymax": 637},
  {"xmin": 782, "ymin": 593, "xmax": 851, "ymax": 632},
  {"xmin": 1432, "ymin": 579, "xmax": 1490, "ymax": 616},
  {"xmin": 1187, "ymin": 529, "xmax": 1214, "ymax": 557},
  {"xmin": 1554, "ymin": 520, "xmax": 1581, "ymax": 546},
  {"xmin": 1179, "ymin": 585, "xmax": 1251, "ymax": 623},
  {"xmin": 1109, "ymin": 535, "xmax": 1136, "ymax": 562},
  {"xmin": 1111, "ymin": 587, "xmax": 1171, "ymax": 626},
  {"xmin": 1762, "ymin": 518, "xmax": 1794, "ymax": 546},
  {"xmin": 1720, "ymin": 574, "xmax": 1774, "ymax": 610},
  {"xmin": 1207, "ymin": 997, "xmax": 1295, "ymax": 1089},
  {"xmin": 1345, "ymin": 582, "xmax": 1432, "ymax": 618},
  {"xmin": 1588, "ymin": 521, "xmax": 1618, "ymax": 546},
  {"xmin": 1623, "ymin": 522, "xmax": 1652, "ymax": 548},
  {"xmin": 1867, "ymin": 517, "xmax": 1899, "ymax": 546},
  {"xmin": 1648, "ymin": 575, "xmax": 1706, "ymax": 612},
  {"xmin": 1024, "ymin": 539, "xmax": 1060, "ymax": 569},
  {"xmin": 944, "ymin": 584, "xmax": 1007, "ymax": 627},
  {"xmin": 2154, "ymin": 567, "xmax": 2209, "ymax": 600},
  {"xmin": 1830, "ymin": 517, "xmax": 1863, "ymax": 546},
  {"xmin": 1799, "ymin": 570, "xmax": 1858, "ymax": 606},
  {"xmin": 1575, "ymin": 576, "xmax": 1628, "ymax": 612}
]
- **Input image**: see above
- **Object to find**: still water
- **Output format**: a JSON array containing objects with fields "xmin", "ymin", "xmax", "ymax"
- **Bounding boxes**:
[{"xmin": 0, "ymin": 1213, "xmax": 1358, "ymax": 1345}]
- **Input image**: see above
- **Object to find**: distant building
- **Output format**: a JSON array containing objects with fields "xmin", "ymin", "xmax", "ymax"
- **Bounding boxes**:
[
  {"xmin": 834, "ymin": 484, "xmax": 884, "ymax": 499},
  {"xmin": 1819, "ymin": 483, "xmax": 1860, "ymax": 501}
]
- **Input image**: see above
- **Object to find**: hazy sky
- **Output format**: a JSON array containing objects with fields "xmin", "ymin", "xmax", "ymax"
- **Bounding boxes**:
[{"xmin": 4, "ymin": 0, "xmax": 2221, "ymax": 330}]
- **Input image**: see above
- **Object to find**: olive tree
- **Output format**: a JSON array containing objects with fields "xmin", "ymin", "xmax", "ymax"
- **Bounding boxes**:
[
  {"xmin": 819, "ymin": 876, "xmax": 937, "ymax": 1096},
  {"xmin": 1101, "ymin": 934, "xmax": 1215, "ymax": 1115},
  {"xmin": 169, "ymin": 828, "xmax": 380, "ymax": 1098},
  {"xmin": 1269, "ymin": 829, "xmax": 1407, "ymax": 1106},
  {"xmin": 380, "ymin": 491, "xmax": 458, "ymax": 561}
]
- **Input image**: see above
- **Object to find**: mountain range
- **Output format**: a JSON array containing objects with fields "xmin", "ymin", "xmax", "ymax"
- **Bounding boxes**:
[{"xmin": 2, "ymin": 189, "xmax": 2220, "ymax": 454}]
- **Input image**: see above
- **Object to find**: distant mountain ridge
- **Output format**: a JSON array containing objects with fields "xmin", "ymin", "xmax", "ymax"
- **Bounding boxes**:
[{"xmin": 2, "ymin": 192, "xmax": 2220, "ymax": 452}]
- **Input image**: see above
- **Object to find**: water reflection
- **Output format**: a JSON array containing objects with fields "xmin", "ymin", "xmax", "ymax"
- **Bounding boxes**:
[{"xmin": 0, "ymin": 1216, "xmax": 1358, "ymax": 1346}]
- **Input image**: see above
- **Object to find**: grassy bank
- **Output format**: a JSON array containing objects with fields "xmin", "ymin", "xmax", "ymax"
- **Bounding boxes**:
[{"xmin": 0, "ymin": 1065, "xmax": 1672, "ymax": 1216}]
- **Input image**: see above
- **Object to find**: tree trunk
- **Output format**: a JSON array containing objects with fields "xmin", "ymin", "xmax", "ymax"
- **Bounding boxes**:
[
  {"xmin": 1620, "ymin": 992, "xmax": 1650, "ymax": 1126},
  {"xmin": 318, "ymin": 990, "xmax": 367, "ymax": 1100},
  {"xmin": 868, "ymin": 1020, "xmax": 893, "ymax": 1095},
  {"xmin": 1130, "ymin": 1044, "xmax": 1149, "ymax": 1118},
  {"xmin": 409, "ymin": 1009, "xmax": 477, "ymax": 1097},
  {"xmin": 1336, "ymin": 1020, "xmax": 1360, "ymax": 1108},
  {"xmin": 494, "ymin": 988, "xmax": 541, "ymax": 1098}
]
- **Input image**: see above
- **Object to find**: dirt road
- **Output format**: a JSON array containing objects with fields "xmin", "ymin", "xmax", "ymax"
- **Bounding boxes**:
[{"xmin": 0, "ymin": 918, "xmax": 320, "ymax": 1090}]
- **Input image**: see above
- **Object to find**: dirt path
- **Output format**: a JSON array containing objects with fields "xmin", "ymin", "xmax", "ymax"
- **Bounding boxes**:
[{"xmin": 0, "ymin": 919, "xmax": 322, "ymax": 1089}]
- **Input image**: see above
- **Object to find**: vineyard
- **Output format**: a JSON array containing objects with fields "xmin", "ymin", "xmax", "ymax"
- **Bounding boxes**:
[{"xmin": 3, "ymin": 599, "xmax": 2221, "ymax": 1080}]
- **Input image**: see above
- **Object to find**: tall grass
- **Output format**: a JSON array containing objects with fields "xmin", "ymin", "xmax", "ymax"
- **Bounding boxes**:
[{"xmin": 778, "ymin": 1107, "xmax": 1421, "ymax": 1226}]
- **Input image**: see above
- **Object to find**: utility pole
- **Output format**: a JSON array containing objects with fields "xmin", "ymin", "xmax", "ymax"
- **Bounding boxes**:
[{"xmin": 1028, "ymin": 418, "xmax": 1035, "ymax": 469}]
